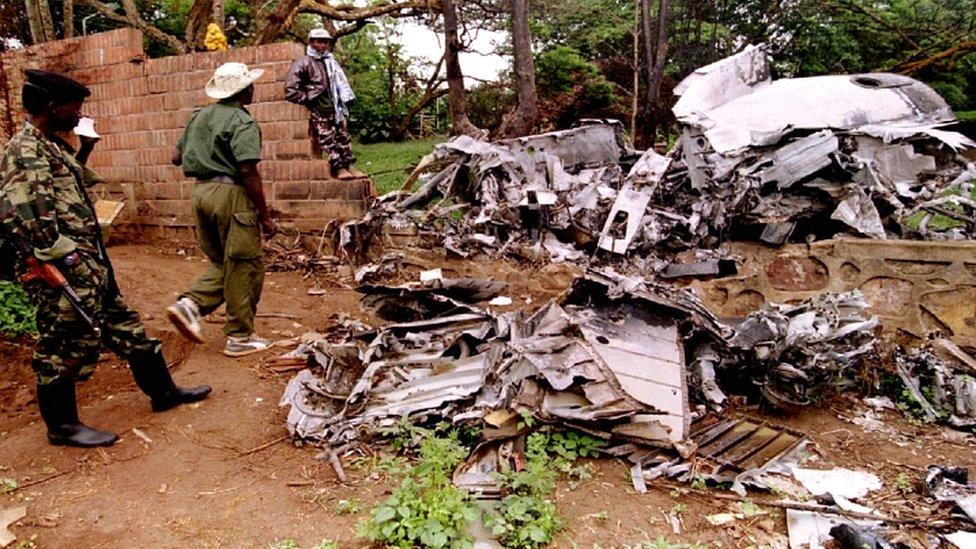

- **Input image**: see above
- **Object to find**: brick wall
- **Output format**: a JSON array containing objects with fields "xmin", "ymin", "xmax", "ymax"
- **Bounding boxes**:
[{"xmin": 0, "ymin": 29, "xmax": 373, "ymax": 234}]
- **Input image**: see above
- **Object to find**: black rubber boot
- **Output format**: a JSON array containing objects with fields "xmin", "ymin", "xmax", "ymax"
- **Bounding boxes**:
[
  {"xmin": 36, "ymin": 381, "xmax": 118, "ymax": 447},
  {"xmin": 129, "ymin": 349, "xmax": 212, "ymax": 412}
]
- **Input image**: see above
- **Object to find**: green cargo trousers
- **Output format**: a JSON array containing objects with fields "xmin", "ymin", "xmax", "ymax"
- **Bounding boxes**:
[{"xmin": 183, "ymin": 181, "xmax": 265, "ymax": 337}]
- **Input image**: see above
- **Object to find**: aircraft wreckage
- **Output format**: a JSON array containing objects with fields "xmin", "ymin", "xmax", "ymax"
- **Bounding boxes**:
[{"xmin": 277, "ymin": 44, "xmax": 976, "ymax": 546}]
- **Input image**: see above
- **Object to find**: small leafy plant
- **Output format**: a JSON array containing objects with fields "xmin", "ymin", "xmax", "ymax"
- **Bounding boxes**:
[
  {"xmin": 0, "ymin": 282, "xmax": 36, "ymax": 337},
  {"xmin": 359, "ymin": 434, "xmax": 479, "ymax": 548},
  {"xmin": 484, "ymin": 431, "xmax": 569, "ymax": 549},
  {"xmin": 1, "ymin": 477, "xmax": 18, "ymax": 494}
]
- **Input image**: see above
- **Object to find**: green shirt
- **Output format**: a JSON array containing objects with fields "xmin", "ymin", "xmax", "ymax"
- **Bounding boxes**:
[{"xmin": 177, "ymin": 101, "xmax": 262, "ymax": 180}]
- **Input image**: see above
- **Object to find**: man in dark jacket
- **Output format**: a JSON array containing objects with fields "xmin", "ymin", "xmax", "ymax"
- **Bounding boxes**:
[
  {"xmin": 284, "ymin": 28, "xmax": 365, "ymax": 180},
  {"xmin": 0, "ymin": 70, "xmax": 211, "ymax": 447}
]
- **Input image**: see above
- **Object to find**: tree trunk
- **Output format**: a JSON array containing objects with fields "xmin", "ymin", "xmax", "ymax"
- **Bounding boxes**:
[
  {"xmin": 25, "ymin": 0, "xmax": 55, "ymax": 43},
  {"xmin": 442, "ymin": 0, "xmax": 481, "ymax": 137},
  {"xmin": 64, "ymin": 0, "xmax": 74, "ymax": 38},
  {"xmin": 392, "ymin": 89, "xmax": 450, "ymax": 140},
  {"xmin": 630, "ymin": 0, "xmax": 639, "ymax": 139},
  {"xmin": 212, "ymin": 0, "xmax": 225, "ymax": 29},
  {"xmin": 497, "ymin": 0, "xmax": 538, "ymax": 138},
  {"xmin": 38, "ymin": 0, "xmax": 55, "ymax": 41},
  {"xmin": 638, "ymin": 0, "xmax": 668, "ymax": 148},
  {"xmin": 185, "ymin": 0, "xmax": 215, "ymax": 50},
  {"xmin": 649, "ymin": 0, "xmax": 669, "ymax": 103},
  {"xmin": 253, "ymin": 0, "xmax": 302, "ymax": 45},
  {"xmin": 0, "ymin": 43, "xmax": 16, "ymax": 139}
]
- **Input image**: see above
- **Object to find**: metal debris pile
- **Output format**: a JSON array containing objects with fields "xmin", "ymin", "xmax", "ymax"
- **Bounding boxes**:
[
  {"xmin": 721, "ymin": 292, "xmax": 880, "ymax": 412},
  {"xmin": 339, "ymin": 45, "xmax": 975, "ymax": 270},
  {"xmin": 281, "ymin": 271, "xmax": 728, "ymax": 454},
  {"xmin": 279, "ymin": 269, "xmax": 885, "ymax": 493},
  {"xmin": 894, "ymin": 339, "xmax": 976, "ymax": 428}
]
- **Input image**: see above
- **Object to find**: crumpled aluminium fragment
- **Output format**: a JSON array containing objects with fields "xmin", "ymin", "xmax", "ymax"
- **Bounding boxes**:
[
  {"xmin": 280, "ymin": 270, "xmax": 728, "ymax": 452},
  {"xmin": 895, "ymin": 349, "xmax": 976, "ymax": 428},
  {"xmin": 725, "ymin": 291, "xmax": 879, "ymax": 410}
]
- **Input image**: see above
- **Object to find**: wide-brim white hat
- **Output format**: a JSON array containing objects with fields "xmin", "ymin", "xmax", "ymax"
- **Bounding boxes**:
[
  {"xmin": 205, "ymin": 62, "xmax": 265, "ymax": 100},
  {"xmin": 308, "ymin": 28, "xmax": 334, "ymax": 41}
]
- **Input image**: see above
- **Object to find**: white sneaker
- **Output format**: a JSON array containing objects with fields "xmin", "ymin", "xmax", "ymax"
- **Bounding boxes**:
[
  {"xmin": 166, "ymin": 297, "xmax": 204, "ymax": 343},
  {"xmin": 223, "ymin": 334, "xmax": 272, "ymax": 357}
]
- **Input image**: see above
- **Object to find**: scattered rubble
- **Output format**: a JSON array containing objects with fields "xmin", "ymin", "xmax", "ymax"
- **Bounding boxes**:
[
  {"xmin": 724, "ymin": 292, "xmax": 879, "ymax": 411},
  {"xmin": 895, "ymin": 341, "xmax": 976, "ymax": 428},
  {"xmin": 275, "ymin": 43, "xmax": 976, "ymax": 548},
  {"xmin": 339, "ymin": 46, "xmax": 974, "ymax": 277},
  {"xmin": 281, "ymin": 270, "xmax": 727, "ymax": 453}
]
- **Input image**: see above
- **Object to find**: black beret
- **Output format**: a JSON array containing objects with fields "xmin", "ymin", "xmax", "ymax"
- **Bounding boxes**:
[{"xmin": 23, "ymin": 69, "xmax": 91, "ymax": 104}]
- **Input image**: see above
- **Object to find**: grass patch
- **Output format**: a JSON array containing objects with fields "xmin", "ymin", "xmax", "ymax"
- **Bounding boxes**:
[
  {"xmin": 956, "ymin": 110, "xmax": 976, "ymax": 122},
  {"xmin": 0, "ymin": 281, "xmax": 36, "ymax": 337},
  {"xmin": 354, "ymin": 137, "xmax": 444, "ymax": 195}
]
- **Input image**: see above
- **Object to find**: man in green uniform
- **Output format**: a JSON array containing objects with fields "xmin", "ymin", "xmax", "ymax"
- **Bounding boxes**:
[
  {"xmin": 0, "ymin": 70, "xmax": 212, "ymax": 448},
  {"xmin": 167, "ymin": 62, "xmax": 278, "ymax": 357}
]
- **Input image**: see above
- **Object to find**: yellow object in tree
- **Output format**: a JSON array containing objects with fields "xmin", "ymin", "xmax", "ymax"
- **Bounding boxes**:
[{"xmin": 204, "ymin": 23, "xmax": 228, "ymax": 51}]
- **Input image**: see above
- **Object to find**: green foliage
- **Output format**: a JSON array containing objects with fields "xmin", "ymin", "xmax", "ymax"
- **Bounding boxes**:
[
  {"xmin": 336, "ymin": 499, "xmax": 362, "ymax": 515},
  {"xmin": 0, "ymin": 477, "xmax": 18, "ymax": 494},
  {"xmin": 485, "ymin": 493, "xmax": 562, "ymax": 549},
  {"xmin": 530, "ymin": 0, "xmax": 635, "ymax": 60},
  {"xmin": 466, "ymin": 84, "xmax": 514, "ymax": 133},
  {"xmin": 534, "ymin": 46, "xmax": 616, "ymax": 128},
  {"xmin": 482, "ymin": 430, "xmax": 605, "ymax": 549},
  {"xmin": 353, "ymin": 138, "xmax": 443, "ymax": 195},
  {"xmin": 360, "ymin": 434, "xmax": 479, "ymax": 548},
  {"xmin": 896, "ymin": 472, "xmax": 914, "ymax": 494},
  {"xmin": 882, "ymin": 373, "xmax": 949, "ymax": 423},
  {"xmin": 541, "ymin": 430, "xmax": 605, "ymax": 461},
  {"xmin": 267, "ymin": 540, "xmax": 299, "ymax": 549},
  {"xmin": 341, "ymin": 21, "xmax": 446, "ymax": 142},
  {"xmin": 904, "ymin": 180, "xmax": 976, "ymax": 233},
  {"xmin": 0, "ymin": 282, "xmax": 36, "ymax": 337}
]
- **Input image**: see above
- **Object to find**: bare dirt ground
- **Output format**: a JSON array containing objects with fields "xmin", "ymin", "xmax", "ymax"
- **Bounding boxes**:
[{"xmin": 1, "ymin": 244, "xmax": 975, "ymax": 548}]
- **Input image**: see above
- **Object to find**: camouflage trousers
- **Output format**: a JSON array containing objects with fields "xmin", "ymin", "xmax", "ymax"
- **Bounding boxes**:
[
  {"xmin": 26, "ymin": 252, "xmax": 159, "ymax": 385},
  {"xmin": 309, "ymin": 110, "xmax": 355, "ymax": 173}
]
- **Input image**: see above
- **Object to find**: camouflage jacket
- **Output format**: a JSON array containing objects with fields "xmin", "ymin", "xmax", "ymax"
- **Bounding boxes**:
[{"xmin": 0, "ymin": 122, "xmax": 103, "ymax": 271}]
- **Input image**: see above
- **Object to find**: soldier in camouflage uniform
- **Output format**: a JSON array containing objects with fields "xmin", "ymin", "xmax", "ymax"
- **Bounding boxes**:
[{"xmin": 0, "ymin": 70, "xmax": 212, "ymax": 448}]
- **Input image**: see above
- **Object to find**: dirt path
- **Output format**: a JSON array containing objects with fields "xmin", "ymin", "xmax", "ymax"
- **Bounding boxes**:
[{"xmin": 1, "ymin": 245, "xmax": 975, "ymax": 548}]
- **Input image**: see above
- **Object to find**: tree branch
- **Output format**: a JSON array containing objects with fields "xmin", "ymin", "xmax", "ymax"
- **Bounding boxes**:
[
  {"xmin": 890, "ymin": 40, "xmax": 976, "ymax": 74},
  {"xmin": 296, "ymin": 0, "xmax": 439, "ymax": 21},
  {"xmin": 77, "ymin": 0, "xmax": 187, "ymax": 52}
]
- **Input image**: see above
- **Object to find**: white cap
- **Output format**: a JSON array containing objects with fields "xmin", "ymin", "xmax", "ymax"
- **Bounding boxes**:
[
  {"xmin": 308, "ymin": 28, "xmax": 334, "ymax": 41},
  {"xmin": 204, "ymin": 62, "xmax": 265, "ymax": 100}
]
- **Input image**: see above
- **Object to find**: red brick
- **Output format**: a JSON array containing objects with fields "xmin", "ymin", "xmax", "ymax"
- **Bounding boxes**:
[
  {"xmin": 106, "ymin": 62, "xmax": 145, "ymax": 83},
  {"xmin": 137, "ymin": 199, "xmax": 193, "ymax": 225},
  {"xmin": 271, "ymin": 199, "xmax": 368, "ymax": 222},
  {"xmin": 272, "ymin": 181, "xmax": 312, "ymax": 200},
  {"xmin": 194, "ymin": 46, "xmax": 257, "ymax": 71},
  {"xmin": 255, "ymin": 42, "xmax": 304, "ymax": 64},
  {"xmin": 309, "ymin": 179, "xmax": 376, "ymax": 200},
  {"xmin": 186, "ymin": 69, "xmax": 213, "ymax": 90},
  {"xmin": 268, "ymin": 140, "xmax": 312, "ymax": 160},
  {"xmin": 253, "ymin": 60, "xmax": 295, "ymax": 82},
  {"xmin": 145, "ymin": 54, "xmax": 194, "ymax": 76},
  {"xmin": 253, "ymin": 82, "xmax": 283, "ymax": 103},
  {"xmin": 261, "ymin": 122, "xmax": 301, "ymax": 141},
  {"xmin": 146, "ymin": 74, "xmax": 169, "ymax": 94},
  {"xmin": 250, "ymin": 101, "xmax": 306, "ymax": 123},
  {"xmin": 143, "ymin": 181, "xmax": 184, "ymax": 200}
]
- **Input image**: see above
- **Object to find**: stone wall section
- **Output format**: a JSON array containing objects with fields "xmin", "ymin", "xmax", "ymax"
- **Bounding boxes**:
[{"xmin": 0, "ymin": 29, "xmax": 373, "ymax": 234}]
